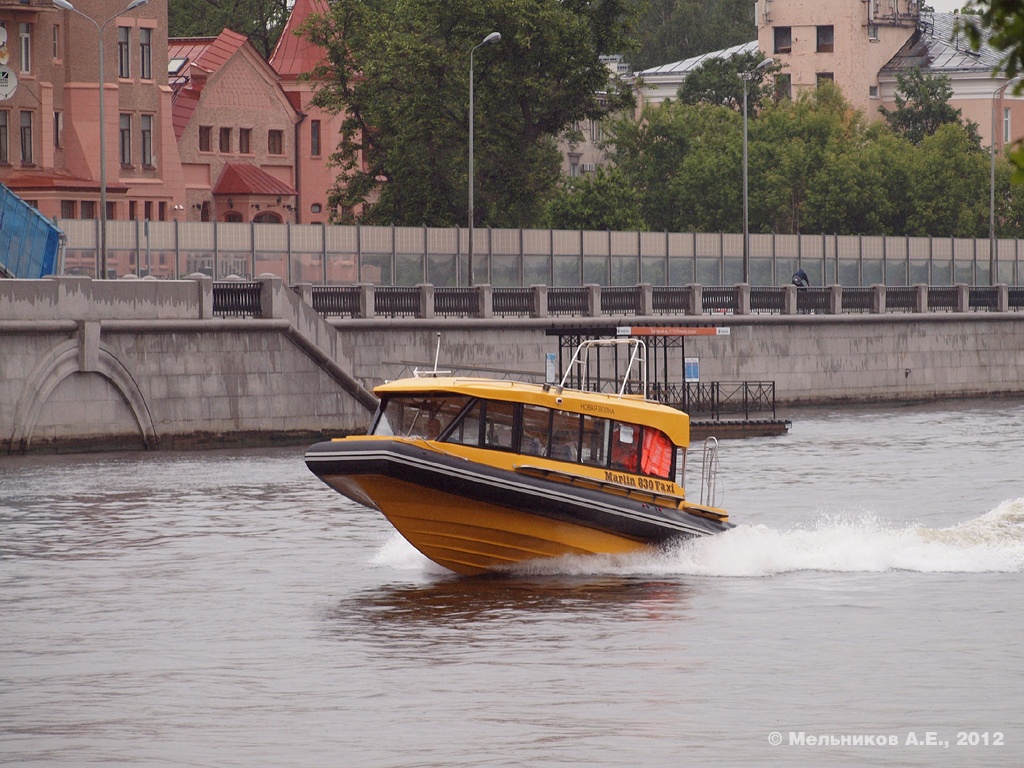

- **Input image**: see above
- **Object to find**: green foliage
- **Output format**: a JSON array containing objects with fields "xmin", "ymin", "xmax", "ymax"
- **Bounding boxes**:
[
  {"xmin": 606, "ymin": 83, "xmax": 1015, "ymax": 238},
  {"xmin": 677, "ymin": 51, "xmax": 779, "ymax": 116},
  {"xmin": 544, "ymin": 168, "xmax": 646, "ymax": 230},
  {"xmin": 301, "ymin": 0, "xmax": 638, "ymax": 227},
  {"xmin": 168, "ymin": 0, "xmax": 290, "ymax": 59},
  {"xmin": 879, "ymin": 68, "xmax": 982, "ymax": 146},
  {"xmin": 627, "ymin": 0, "xmax": 756, "ymax": 73}
]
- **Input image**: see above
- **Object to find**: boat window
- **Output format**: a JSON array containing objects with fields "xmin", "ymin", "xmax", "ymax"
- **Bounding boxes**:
[
  {"xmin": 520, "ymin": 404, "xmax": 551, "ymax": 456},
  {"xmin": 609, "ymin": 422, "xmax": 640, "ymax": 473},
  {"xmin": 550, "ymin": 410, "xmax": 582, "ymax": 462},
  {"xmin": 482, "ymin": 400, "xmax": 516, "ymax": 451},
  {"xmin": 641, "ymin": 428, "xmax": 674, "ymax": 479},
  {"xmin": 372, "ymin": 394, "xmax": 473, "ymax": 439},
  {"xmin": 579, "ymin": 414, "xmax": 609, "ymax": 468},
  {"xmin": 443, "ymin": 400, "xmax": 482, "ymax": 446}
]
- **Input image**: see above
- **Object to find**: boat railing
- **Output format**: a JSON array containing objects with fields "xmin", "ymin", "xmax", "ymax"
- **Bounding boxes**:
[
  {"xmin": 699, "ymin": 437, "xmax": 721, "ymax": 508},
  {"xmin": 560, "ymin": 338, "xmax": 648, "ymax": 398}
]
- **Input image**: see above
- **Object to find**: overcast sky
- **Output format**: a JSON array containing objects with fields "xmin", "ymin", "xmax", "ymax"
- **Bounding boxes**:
[{"xmin": 928, "ymin": 1, "xmax": 976, "ymax": 12}]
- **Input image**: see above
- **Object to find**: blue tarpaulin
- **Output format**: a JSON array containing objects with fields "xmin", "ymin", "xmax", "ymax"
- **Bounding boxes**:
[{"xmin": 0, "ymin": 183, "xmax": 62, "ymax": 279}]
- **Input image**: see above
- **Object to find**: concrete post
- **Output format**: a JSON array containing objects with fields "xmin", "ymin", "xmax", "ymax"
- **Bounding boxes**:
[
  {"xmin": 257, "ymin": 274, "xmax": 284, "ymax": 318},
  {"xmin": 913, "ymin": 284, "xmax": 928, "ymax": 313},
  {"xmin": 783, "ymin": 284, "xmax": 798, "ymax": 315},
  {"xmin": 997, "ymin": 283, "xmax": 1009, "ymax": 312},
  {"xmin": 585, "ymin": 284, "xmax": 601, "ymax": 317},
  {"xmin": 686, "ymin": 283, "xmax": 703, "ymax": 316},
  {"xmin": 638, "ymin": 283, "xmax": 654, "ymax": 316},
  {"xmin": 828, "ymin": 285, "xmax": 842, "ymax": 315},
  {"xmin": 189, "ymin": 273, "xmax": 214, "ymax": 319},
  {"xmin": 531, "ymin": 285, "xmax": 548, "ymax": 318},
  {"xmin": 417, "ymin": 283, "xmax": 435, "ymax": 319},
  {"xmin": 735, "ymin": 284, "xmax": 751, "ymax": 316},
  {"xmin": 358, "ymin": 283, "xmax": 375, "ymax": 319},
  {"xmin": 872, "ymin": 284, "xmax": 886, "ymax": 314},
  {"xmin": 475, "ymin": 284, "xmax": 493, "ymax": 318},
  {"xmin": 955, "ymin": 283, "xmax": 970, "ymax": 312},
  {"xmin": 77, "ymin": 320, "xmax": 101, "ymax": 372}
]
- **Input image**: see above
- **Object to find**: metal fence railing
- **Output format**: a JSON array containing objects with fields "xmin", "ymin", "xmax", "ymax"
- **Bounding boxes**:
[{"xmin": 212, "ymin": 281, "xmax": 1024, "ymax": 319}]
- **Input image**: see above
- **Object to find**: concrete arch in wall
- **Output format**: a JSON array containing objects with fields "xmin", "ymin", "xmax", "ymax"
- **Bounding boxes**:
[{"xmin": 8, "ymin": 337, "xmax": 159, "ymax": 454}]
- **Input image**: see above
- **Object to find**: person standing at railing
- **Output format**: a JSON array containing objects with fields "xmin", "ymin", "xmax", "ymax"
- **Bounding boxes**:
[{"xmin": 791, "ymin": 269, "xmax": 809, "ymax": 288}]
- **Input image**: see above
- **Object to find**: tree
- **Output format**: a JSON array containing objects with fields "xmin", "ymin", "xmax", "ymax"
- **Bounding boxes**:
[
  {"xmin": 677, "ymin": 50, "xmax": 778, "ymax": 116},
  {"xmin": 168, "ymin": 0, "xmax": 290, "ymax": 59},
  {"xmin": 879, "ymin": 68, "xmax": 982, "ymax": 147},
  {"xmin": 544, "ymin": 168, "xmax": 645, "ymax": 231},
  {"xmin": 301, "ymin": 0, "xmax": 638, "ymax": 227},
  {"xmin": 627, "ymin": 0, "xmax": 755, "ymax": 73}
]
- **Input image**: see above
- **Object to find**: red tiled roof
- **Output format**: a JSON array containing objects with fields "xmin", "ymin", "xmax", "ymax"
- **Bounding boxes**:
[
  {"xmin": 212, "ymin": 162, "xmax": 297, "ymax": 196},
  {"xmin": 269, "ymin": 0, "xmax": 330, "ymax": 80}
]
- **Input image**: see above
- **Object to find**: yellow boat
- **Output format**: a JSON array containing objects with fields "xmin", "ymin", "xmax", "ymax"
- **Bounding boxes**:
[{"xmin": 305, "ymin": 340, "xmax": 731, "ymax": 575}]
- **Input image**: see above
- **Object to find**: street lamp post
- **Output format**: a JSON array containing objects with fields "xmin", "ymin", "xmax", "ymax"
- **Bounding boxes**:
[
  {"xmin": 53, "ymin": 0, "xmax": 149, "ymax": 279},
  {"xmin": 468, "ymin": 31, "xmax": 501, "ymax": 286},
  {"xmin": 740, "ymin": 57, "xmax": 774, "ymax": 285},
  {"xmin": 990, "ymin": 76, "xmax": 1019, "ymax": 286}
]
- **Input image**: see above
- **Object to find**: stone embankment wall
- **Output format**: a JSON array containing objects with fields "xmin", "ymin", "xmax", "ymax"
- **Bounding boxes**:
[
  {"xmin": 0, "ymin": 276, "xmax": 375, "ymax": 453},
  {"xmin": 2, "ymin": 276, "xmax": 1023, "ymax": 454}
]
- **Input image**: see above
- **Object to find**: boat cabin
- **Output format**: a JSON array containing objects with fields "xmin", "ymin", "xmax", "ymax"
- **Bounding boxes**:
[{"xmin": 369, "ymin": 382, "xmax": 687, "ymax": 488}]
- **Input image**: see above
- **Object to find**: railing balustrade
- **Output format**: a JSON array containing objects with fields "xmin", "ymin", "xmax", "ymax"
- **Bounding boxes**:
[{"xmin": 213, "ymin": 281, "xmax": 1024, "ymax": 319}]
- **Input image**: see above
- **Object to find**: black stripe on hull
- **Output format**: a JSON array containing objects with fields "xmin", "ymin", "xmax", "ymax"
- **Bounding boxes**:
[{"xmin": 305, "ymin": 439, "xmax": 731, "ymax": 543}]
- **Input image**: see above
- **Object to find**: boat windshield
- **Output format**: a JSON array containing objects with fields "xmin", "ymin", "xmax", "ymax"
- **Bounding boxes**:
[{"xmin": 371, "ymin": 394, "xmax": 473, "ymax": 439}]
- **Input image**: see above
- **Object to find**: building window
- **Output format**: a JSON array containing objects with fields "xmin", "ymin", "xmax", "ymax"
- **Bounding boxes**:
[
  {"xmin": 119, "ymin": 113, "xmax": 131, "ymax": 166},
  {"xmin": 310, "ymin": 119, "xmax": 321, "ymax": 156},
  {"xmin": 869, "ymin": 85, "xmax": 879, "ymax": 99},
  {"xmin": 239, "ymin": 127, "xmax": 251, "ymax": 154},
  {"xmin": 106, "ymin": 201, "xmax": 116, "ymax": 220},
  {"xmin": 816, "ymin": 25, "xmax": 834, "ymax": 53},
  {"xmin": 54, "ymin": 111, "xmax": 63, "ymax": 147},
  {"xmin": 19, "ymin": 23, "xmax": 32, "ymax": 74},
  {"xmin": 139, "ymin": 27, "xmax": 152, "ymax": 80},
  {"xmin": 158, "ymin": 201, "xmax": 166, "ymax": 221},
  {"xmin": 773, "ymin": 26, "xmax": 792, "ymax": 54},
  {"xmin": 129, "ymin": 200, "xmax": 137, "ymax": 220},
  {"xmin": 81, "ymin": 200, "xmax": 96, "ymax": 219},
  {"xmin": 199, "ymin": 125, "xmax": 212, "ymax": 152},
  {"xmin": 219, "ymin": 126, "xmax": 231, "ymax": 153},
  {"xmin": 141, "ymin": 114, "xmax": 153, "ymax": 166},
  {"xmin": 0, "ymin": 110, "xmax": 8, "ymax": 164},
  {"xmin": 20, "ymin": 111, "xmax": 33, "ymax": 164},
  {"xmin": 868, "ymin": 24, "xmax": 880, "ymax": 41},
  {"xmin": 1005, "ymin": 107, "xmax": 1012, "ymax": 144},
  {"xmin": 61, "ymin": 200, "xmax": 76, "ymax": 219},
  {"xmin": 774, "ymin": 74, "xmax": 792, "ymax": 102},
  {"xmin": 53, "ymin": 24, "xmax": 60, "ymax": 59},
  {"xmin": 118, "ymin": 27, "xmax": 130, "ymax": 78},
  {"xmin": 590, "ymin": 119, "xmax": 603, "ymax": 143},
  {"xmin": 816, "ymin": 72, "xmax": 835, "ymax": 87},
  {"xmin": 268, "ymin": 129, "xmax": 283, "ymax": 155},
  {"xmin": 144, "ymin": 200, "xmax": 152, "ymax": 220}
]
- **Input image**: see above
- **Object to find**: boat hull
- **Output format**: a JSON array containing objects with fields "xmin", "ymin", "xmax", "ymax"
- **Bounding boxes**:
[{"xmin": 306, "ymin": 438, "xmax": 731, "ymax": 576}]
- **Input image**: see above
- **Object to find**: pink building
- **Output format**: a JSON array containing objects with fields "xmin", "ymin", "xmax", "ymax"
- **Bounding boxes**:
[
  {"xmin": 168, "ymin": 29, "xmax": 298, "ymax": 223},
  {"xmin": 0, "ymin": 0, "xmax": 186, "ymax": 222}
]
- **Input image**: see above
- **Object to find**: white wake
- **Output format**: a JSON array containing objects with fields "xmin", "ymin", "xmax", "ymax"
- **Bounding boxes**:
[{"xmin": 371, "ymin": 497, "xmax": 1024, "ymax": 578}]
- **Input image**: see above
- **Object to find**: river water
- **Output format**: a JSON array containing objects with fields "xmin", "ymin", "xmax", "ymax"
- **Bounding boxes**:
[{"xmin": 2, "ymin": 400, "xmax": 1023, "ymax": 767}]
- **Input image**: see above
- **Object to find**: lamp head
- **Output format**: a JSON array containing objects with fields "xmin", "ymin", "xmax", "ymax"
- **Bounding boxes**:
[
  {"xmin": 125, "ymin": 0, "xmax": 149, "ymax": 9},
  {"xmin": 482, "ymin": 32, "xmax": 501, "ymax": 46},
  {"xmin": 755, "ymin": 57, "xmax": 775, "ymax": 72},
  {"xmin": 52, "ymin": 0, "xmax": 75, "ymax": 10}
]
